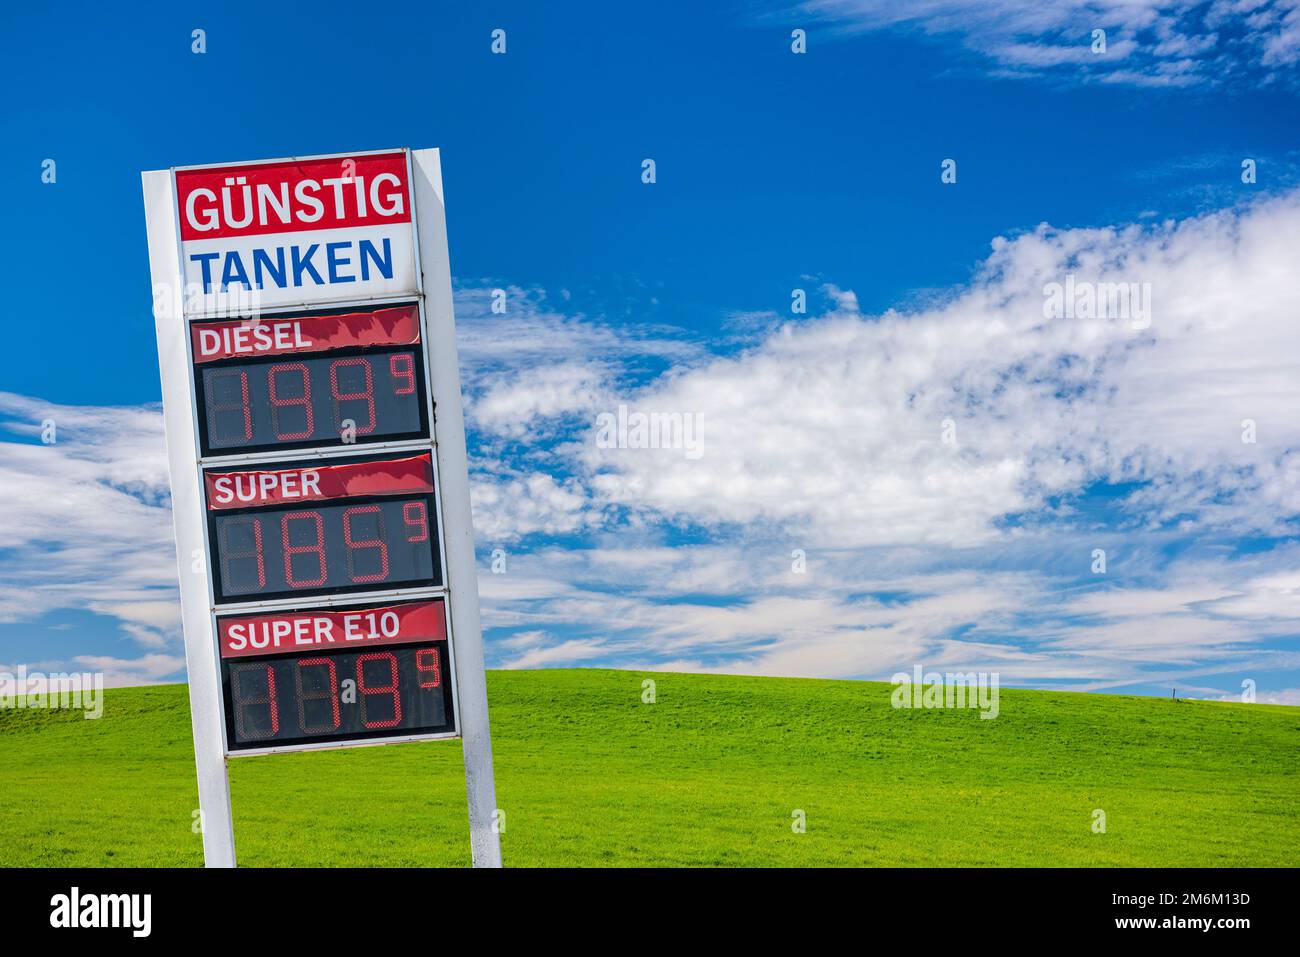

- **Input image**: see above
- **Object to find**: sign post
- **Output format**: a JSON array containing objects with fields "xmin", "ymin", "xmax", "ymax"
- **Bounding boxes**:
[{"xmin": 142, "ymin": 148, "xmax": 501, "ymax": 867}]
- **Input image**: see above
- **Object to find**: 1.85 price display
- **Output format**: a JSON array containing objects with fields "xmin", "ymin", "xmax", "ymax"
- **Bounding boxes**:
[
  {"xmin": 211, "ymin": 497, "xmax": 440, "ymax": 602},
  {"xmin": 205, "ymin": 453, "xmax": 443, "ymax": 604}
]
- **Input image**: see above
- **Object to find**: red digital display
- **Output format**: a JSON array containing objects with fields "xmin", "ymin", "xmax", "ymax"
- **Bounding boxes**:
[
  {"xmin": 206, "ymin": 453, "xmax": 441, "ymax": 604},
  {"xmin": 192, "ymin": 304, "xmax": 428, "ymax": 455},
  {"xmin": 217, "ymin": 599, "xmax": 454, "ymax": 750}
]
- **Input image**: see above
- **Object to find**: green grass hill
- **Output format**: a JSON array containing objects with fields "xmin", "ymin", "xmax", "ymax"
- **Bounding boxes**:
[{"xmin": 1, "ymin": 669, "xmax": 1295, "ymax": 866}]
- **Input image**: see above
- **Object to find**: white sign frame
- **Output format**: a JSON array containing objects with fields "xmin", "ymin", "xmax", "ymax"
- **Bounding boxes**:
[{"xmin": 143, "ymin": 148, "xmax": 501, "ymax": 868}]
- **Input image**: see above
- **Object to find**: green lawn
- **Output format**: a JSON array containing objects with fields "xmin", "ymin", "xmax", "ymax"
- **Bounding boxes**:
[{"xmin": 1, "ymin": 669, "xmax": 1296, "ymax": 866}]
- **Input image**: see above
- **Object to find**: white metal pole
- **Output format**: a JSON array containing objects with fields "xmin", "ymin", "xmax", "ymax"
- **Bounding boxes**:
[
  {"xmin": 142, "ymin": 169, "xmax": 237, "ymax": 867},
  {"xmin": 411, "ymin": 149, "xmax": 503, "ymax": 868}
]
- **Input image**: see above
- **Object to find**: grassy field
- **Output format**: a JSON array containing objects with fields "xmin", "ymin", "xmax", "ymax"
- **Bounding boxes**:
[{"xmin": 1, "ymin": 668, "xmax": 1296, "ymax": 867}]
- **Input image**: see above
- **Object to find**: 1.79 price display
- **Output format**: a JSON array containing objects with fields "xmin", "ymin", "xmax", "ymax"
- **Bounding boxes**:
[
  {"xmin": 217, "ymin": 599, "xmax": 455, "ymax": 750},
  {"xmin": 223, "ymin": 643, "xmax": 454, "ymax": 749}
]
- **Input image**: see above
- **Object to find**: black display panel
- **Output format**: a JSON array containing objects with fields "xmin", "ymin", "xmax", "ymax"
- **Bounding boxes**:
[
  {"xmin": 195, "ymin": 345, "xmax": 429, "ymax": 456},
  {"xmin": 221, "ymin": 642, "xmax": 454, "ymax": 750},
  {"xmin": 210, "ymin": 494, "xmax": 441, "ymax": 604}
]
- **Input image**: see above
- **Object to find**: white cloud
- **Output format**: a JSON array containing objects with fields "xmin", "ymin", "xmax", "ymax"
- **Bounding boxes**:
[
  {"xmin": 0, "ymin": 393, "xmax": 179, "ymax": 657},
  {"xmin": 71, "ymin": 654, "xmax": 188, "ymax": 688},
  {"xmin": 583, "ymin": 192, "xmax": 1300, "ymax": 547},
  {"xmin": 471, "ymin": 361, "xmax": 612, "ymax": 439},
  {"xmin": 478, "ymin": 541, "xmax": 1300, "ymax": 688},
  {"xmin": 774, "ymin": 0, "xmax": 1300, "ymax": 87},
  {"xmin": 0, "ymin": 653, "xmax": 186, "ymax": 690},
  {"xmin": 1255, "ymin": 687, "xmax": 1300, "ymax": 704},
  {"xmin": 471, "ymin": 470, "xmax": 598, "ymax": 541},
  {"xmin": 461, "ymin": 189, "xmax": 1300, "ymax": 688},
  {"xmin": 499, "ymin": 637, "xmax": 610, "ymax": 669},
  {"xmin": 455, "ymin": 285, "xmax": 702, "ymax": 389}
]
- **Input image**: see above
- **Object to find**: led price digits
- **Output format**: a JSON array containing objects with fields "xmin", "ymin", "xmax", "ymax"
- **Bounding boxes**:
[
  {"xmin": 213, "ymin": 497, "xmax": 439, "ymax": 602},
  {"xmin": 201, "ymin": 348, "xmax": 425, "ymax": 453},
  {"xmin": 224, "ymin": 643, "xmax": 452, "ymax": 749}
]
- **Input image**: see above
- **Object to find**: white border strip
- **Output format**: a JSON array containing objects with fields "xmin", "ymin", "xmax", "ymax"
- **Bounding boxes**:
[
  {"xmin": 143, "ymin": 168, "xmax": 238, "ymax": 868},
  {"xmin": 411, "ymin": 148, "xmax": 502, "ymax": 868}
]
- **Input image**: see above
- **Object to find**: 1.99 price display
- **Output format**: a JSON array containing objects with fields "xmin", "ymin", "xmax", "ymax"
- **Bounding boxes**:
[
  {"xmin": 201, "ymin": 349, "xmax": 424, "ymax": 452},
  {"xmin": 191, "ymin": 304, "xmax": 429, "ymax": 455}
]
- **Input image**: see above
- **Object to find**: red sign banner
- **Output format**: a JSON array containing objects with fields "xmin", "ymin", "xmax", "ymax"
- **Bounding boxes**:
[
  {"xmin": 206, "ymin": 453, "xmax": 434, "ymax": 510},
  {"xmin": 190, "ymin": 304, "xmax": 420, "ymax": 364},
  {"xmin": 175, "ymin": 152, "xmax": 411, "ymax": 242},
  {"xmin": 218, "ymin": 599, "xmax": 447, "ymax": 659}
]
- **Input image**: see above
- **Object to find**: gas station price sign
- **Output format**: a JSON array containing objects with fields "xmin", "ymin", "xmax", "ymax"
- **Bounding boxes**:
[
  {"xmin": 192, "ymin": 303, "xmax": 429, "ymax": 456},
  {"xmin": 146, "ymin": 148, "xmax": 502, "ymax": 866},
  {"xmin": 218, "ymin": 598, "xmax": 455, "ymax": 751},
  {"xmin": 205, "ymin": 452, "xmax": 442, "ymax": 603}
]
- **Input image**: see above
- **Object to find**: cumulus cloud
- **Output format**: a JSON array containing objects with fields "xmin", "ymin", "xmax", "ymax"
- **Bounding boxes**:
[
  {"xmin": 471, "ymin": 469, "xmax": 598, "ymax": 541},
  {"xmin": 0, "ymin": 393, "xmax": 178, "ymax": 640},
  {"xmin": 0, "ymin": 393, "xmax": 181, "ymax": 684},
  {"xmin": 471, "ymin": 361, "xmax": 612, "ymax": 439},
  {"xmin": 584, "ymin": 191, "xmax": 1300, "ymax": 547},
  {"xmin": 466, "ymin": 193, "xmax": 1300, "ymax": 691}
]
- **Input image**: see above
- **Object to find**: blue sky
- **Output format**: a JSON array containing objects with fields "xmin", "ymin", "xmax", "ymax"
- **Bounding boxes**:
[{"xmin": 2, "ymin": 0, "xmax": 1299, "ymax": 701}]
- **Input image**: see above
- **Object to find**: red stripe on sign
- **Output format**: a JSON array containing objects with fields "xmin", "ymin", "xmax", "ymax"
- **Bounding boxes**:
[
  {"xmin": 176, "ymin": 152, "xmax": 411, "ymax": 241},
  {"xmin": 206, "ymin": 454, "xmax": 434, "ymax": 510},
  {"xmin": 218, "ymin": 599, "xmax": 446, "ymax": 659},
  {"xmin": 190, "ymin": 304, "xmax": 420, "ymax": 364}
]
